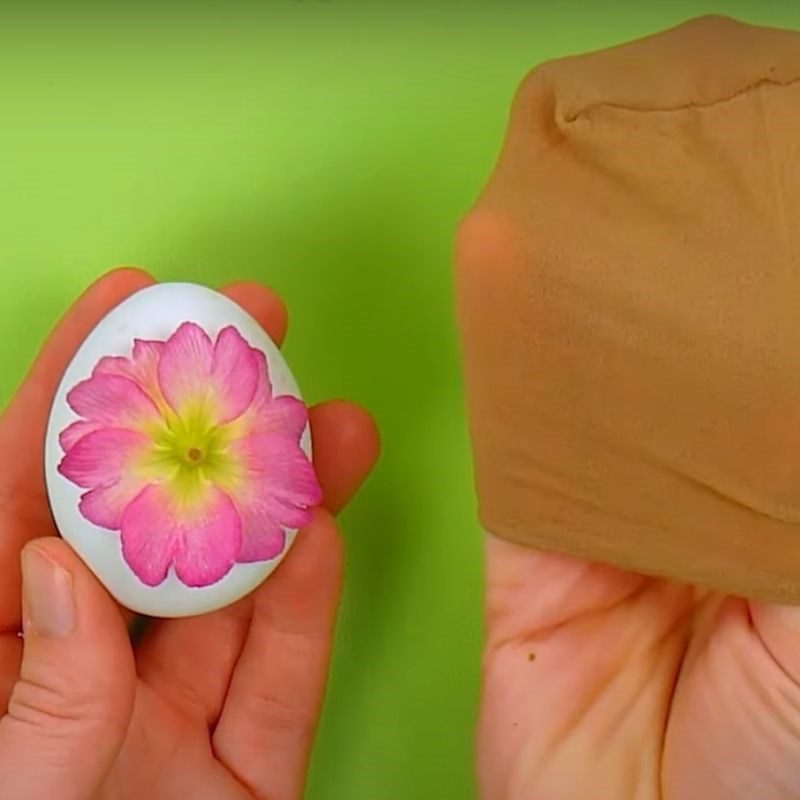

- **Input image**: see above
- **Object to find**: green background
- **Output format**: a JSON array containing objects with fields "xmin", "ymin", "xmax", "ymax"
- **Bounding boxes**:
[{"xmin": 1, "ymin": 2, "xmax": 798, "ymax": 797}]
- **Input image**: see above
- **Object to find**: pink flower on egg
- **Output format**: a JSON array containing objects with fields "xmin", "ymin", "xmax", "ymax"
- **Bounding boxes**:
[{"xmin": 57, "ymin": 322, "xmax": 322, "ymax": 588}]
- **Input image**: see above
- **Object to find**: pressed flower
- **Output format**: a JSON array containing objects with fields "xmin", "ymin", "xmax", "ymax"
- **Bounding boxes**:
[{"xmin": 58, "ymin": 322, "xmax": 322, "ymax": 588}]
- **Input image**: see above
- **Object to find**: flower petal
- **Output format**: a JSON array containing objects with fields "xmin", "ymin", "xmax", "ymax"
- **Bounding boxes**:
[
  {"xmin": 235, "ymin": 432, "xmax": 322, "ymax": 505},
  {"xmin": 119, "ymin": 485, "xmax": 179, "ymax": 587},
  {"xmin": 66, "ymin": 373, "xmax": 161, "ymax": 430},
  {"xmin": 228, "ymin": 350, "xmax": 307, "ymax": 440},
  {"xmin": 157, "ymin": 321, "xmax": 214, "ymax": 412},
  {"xmin": 94, "ymin": 356, "xmax": 130, "ymax": 376},
  {"xmin": 157, "ymin": 323, "xmax": 259, "ymax": 425},
  {"xmin": 211, "ymin": 327, "xmax": 260, "ymax": 423},
  {"xmin": 252, "ymin": 395, "xmax": 308, "ymax": 440},
  {"xmin": 248, "ymin": 349, "xmax": 274, "ymax": 410},
  {"xmin": 236, "ymin": 516, "xmax": 286, "ymax": 563},
  {"xmin": 229, "ymin": 432, "xmax": 321, "ymax": 560},
  {"xmin": 173, "ymin": 491, "xmax": 243, "ymax": 587},
  {"xmin": 120, "ymin": 483, "xmax": 242, "ymax": 587},
  {"xmin": 133, "ymin": 338, "xmax": 165, "ymax": 371},
  {"xmin": 59, "ymin": 420, "xmax": 102, "ymax": 451},
  {"xmin": 95, "ymin": 339, "xmax": 165, "ymax": 406},
  {"xmin": 58, "ymin": 428, "xmax": 151, "ymax": 489},
  {"xmin": 79, "ymin": 480, "xmax": 149, "ymax": 529}
]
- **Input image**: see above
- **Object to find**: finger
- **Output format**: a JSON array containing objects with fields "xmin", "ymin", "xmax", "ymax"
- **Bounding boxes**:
[
  {"xmin": 212, "ymin": 509, "xmax": 343, "ymax": 800},
  {"xmin": 748, "ymin": 601, "xmax": 800, "ymax": 683},
  {"xmin": 0, "ymin": 636, "xmax": 20, "ymax": 714},
  {"xmin": 310, "ymin": 400, "xmax": 381, "ymax": 514},
  {"xmin": 0, "ymin": 269, "xmax": 154, "ymax": 637},
  {"xmin": 218, "ymin": 281, "xmax": 288, "ymax": 346},
  {"xmin": 135, "ymin": 400, "xmax": 379, "ymax": 725},
  {"xmin": 0, "ymin": 538, "xmax": 135, "ymax": 800}
]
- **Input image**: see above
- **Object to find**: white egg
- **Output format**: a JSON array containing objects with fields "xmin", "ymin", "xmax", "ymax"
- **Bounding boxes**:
[{"xmin": 44, "ymin": 282, "xmax": 313, "ymax": 618}]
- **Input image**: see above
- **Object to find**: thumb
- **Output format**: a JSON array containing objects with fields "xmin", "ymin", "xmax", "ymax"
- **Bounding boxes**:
[{"xmin": 0, "ymin": 538, "xmax": 135, "ymax": 800}]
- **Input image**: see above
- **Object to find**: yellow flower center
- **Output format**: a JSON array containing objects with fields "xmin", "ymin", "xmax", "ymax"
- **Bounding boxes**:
[
  {"xmin": 186, "ymin": 447, "xmax": 203, "ymax": 463},
  {"xmin": 137, "ymin": 402, "xmax": 243, "ymax": 509}
]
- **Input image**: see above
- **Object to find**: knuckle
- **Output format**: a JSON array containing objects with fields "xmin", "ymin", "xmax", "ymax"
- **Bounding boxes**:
[
  {"xmin": 7, "ymin": 674, "xmax": 126, "ymax": 739},
  {"xmin": 509, "ymin": 62, "xmax": 562, "ymax": 138},
  {"xmin": 454, "ymin": 209, "xmax": 520, "ymax": 303},
  {"xmin": 512, "ymin": 64, "xmax": 548, "ymax": 110},
  {"xmin": 8, "ymin": 675, "xmax": 83, "ymax": 728}
]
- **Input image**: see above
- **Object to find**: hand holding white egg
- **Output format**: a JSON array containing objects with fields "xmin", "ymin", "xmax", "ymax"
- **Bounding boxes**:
[{"xmin": 44, "ymin": 283, "xmax": 321, "ymax": 618}]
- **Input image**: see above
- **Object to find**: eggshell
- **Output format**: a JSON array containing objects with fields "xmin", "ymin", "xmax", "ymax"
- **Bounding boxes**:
[{"xmin": 44, "ymin": 282, "xmax": 313, "ymax": 618}]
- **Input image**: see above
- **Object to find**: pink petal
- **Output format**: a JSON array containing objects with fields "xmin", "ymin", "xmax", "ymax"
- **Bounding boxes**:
[
  {"xmin": 119, "ymin": 486, "xmax": 178, "ymax": 587},
  {"xmin": 229, "ymin": 433, "xmax": 321, "ymax": 560},
  {"xmin": 232, "ymin": 350, "xmax": 306, "ymax": 440},
  {"xmin": 66, "ymin": 373, "xmax": 161, "ymax": 429},
  {"xmin": 95, "ymin": 339, "xmax": 164, "ymax": 405},
  {"xmin": 157, "ymin": 323, "xmax": 259, "ymax": 425},
  {"xmin": 120, "ymin": 483, "xmax": 242, "ymax": 587},
  {"xmin": 157, "ymin": 322, "xmax": 214, "ymax": 413},
  {"xmin": 133, "ymin": 338, "xmax": 165, "ymax": 368},
  {"xmin": 93, "ymin": 355, "xmax": 131, "ymax": 376},
  {"xmin": 248, "ymin": 349, "xmax": 274, "ymax": 410},
  {"xmin": 235, "ymin": 432, "xmax": 322, "ymax": 505},
  {"xmin": 250, "ymin": 395, "xmax": 309, "ymax": 440},
  {"xmin": 237, "ymin": 517, "xmax": 286, "ymax": 563},
  {"xmin": 59, "ymin": 420, "xmax": 102, "ymax": 451},
  {"xmin": 211, "ymin": 327, "xmax": 260, "ymax": 421},
  {"xmin": 173, "ymin": 492, "xmax": 243, "ymax": 587},
  {"xmin": 79, "ymin": 480, "xmax": 149, "ymax": 529},
  {"xmin": 58, "ymin": 428, "xmax": 151, "ymax": 489}
]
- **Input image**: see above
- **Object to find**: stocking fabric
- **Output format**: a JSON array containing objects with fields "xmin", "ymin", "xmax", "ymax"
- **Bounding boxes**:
[{"xmin": 456, "ymin": 15, "xmax": 800, "ymax": 602}]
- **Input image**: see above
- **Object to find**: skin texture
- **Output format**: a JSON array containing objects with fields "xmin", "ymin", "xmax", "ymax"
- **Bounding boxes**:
[
  {"xmin": 0, "ymin": 269, "xmax": 380, "ymax": 800},
  {"xmin": 479, "ymin": 536, "xmax": 800, "ymax": 799}
]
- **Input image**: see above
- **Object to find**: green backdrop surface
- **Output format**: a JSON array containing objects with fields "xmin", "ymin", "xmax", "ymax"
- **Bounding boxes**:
[{"xmin": 1, "ymin": 3, "xmax": 798, "ymax": 798}]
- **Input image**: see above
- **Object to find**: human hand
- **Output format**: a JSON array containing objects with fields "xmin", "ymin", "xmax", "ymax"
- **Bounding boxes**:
[
  {"xmin": 478, "ymin": 537, "xmax": 800, "ymax": 799},
  {"xmin": 0, "ymin": 269, "xmax": 379, "ymax": 800}
]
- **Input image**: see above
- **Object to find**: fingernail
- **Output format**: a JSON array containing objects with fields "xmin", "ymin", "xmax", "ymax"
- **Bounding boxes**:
[{"xmin": 21, "ymin": 547, "xmax": 75, "ymax": 638}]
